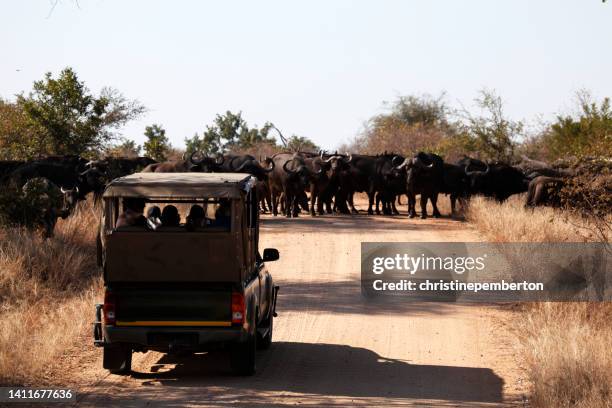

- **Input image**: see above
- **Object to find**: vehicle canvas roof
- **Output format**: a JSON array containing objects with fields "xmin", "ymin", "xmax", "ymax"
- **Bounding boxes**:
[{"xmin": 102, "ymin": 172, "xmax": 255, "ymax": 199}]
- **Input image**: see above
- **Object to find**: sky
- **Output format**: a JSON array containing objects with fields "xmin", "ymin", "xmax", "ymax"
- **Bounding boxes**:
[{"xmin": 1, "ymin": 0, "xmax": 611, "ymax": 150}]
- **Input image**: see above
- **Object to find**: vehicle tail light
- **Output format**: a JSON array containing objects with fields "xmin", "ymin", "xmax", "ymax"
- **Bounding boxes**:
[
  {"xmin": 231, "ymin": 292, "xmax": 245, "ymax": 324},
  {"xmin": 103, "ymin": 290, "xmax": 116, "ymax": 325}
]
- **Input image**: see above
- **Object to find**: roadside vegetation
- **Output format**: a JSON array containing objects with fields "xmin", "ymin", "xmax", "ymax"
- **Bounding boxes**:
[
  {"xmin": 467, "ymin": 197, "xmax": 611, "ymax": 408},
  {"xmin": 0, "ymin": 200, "xmax": 101, "ymax": 385}
]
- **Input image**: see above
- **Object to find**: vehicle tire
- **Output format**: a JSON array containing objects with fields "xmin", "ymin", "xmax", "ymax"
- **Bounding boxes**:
[
  {"xmin": 104, "ymin": 344, "xmax": 132, "ymax": 375},
  {"xmin": 230, "ymin": 325, "xmax": 256, "ymax": 376},
  {"xmin": 257, "ymin": 313, "xmax": 273, "ymax": 350}
]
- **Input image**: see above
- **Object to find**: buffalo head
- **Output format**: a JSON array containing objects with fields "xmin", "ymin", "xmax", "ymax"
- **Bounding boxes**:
[
  {"xmin": 464, "ymin": 160, "xmax": 490, "ymax": 191},
  {"xmin": 283, "ymin": 156, "xmax": 321, "ymax": 186},
  {"xmin": 189, "ymin": 151, "xmax": 223, "ymax": 172},
  {"xmin": 59, "ymin": 186, "xmax": 80, "ymax": 218}
]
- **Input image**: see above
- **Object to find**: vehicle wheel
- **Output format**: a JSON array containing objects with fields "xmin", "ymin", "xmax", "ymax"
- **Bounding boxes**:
[
  {"xmin": 230, "ymin": 325, "xmax": 256, "ymax": 375},
  {"xmin": 104, "ymin": 344, "xmax": 132, "ymax": 375},
  {"xmin": 257, "ymin": 313, "xmax": 273, "ymax": 350}
]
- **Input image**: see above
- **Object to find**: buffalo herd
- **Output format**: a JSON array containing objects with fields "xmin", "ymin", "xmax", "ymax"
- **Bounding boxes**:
[{"xmin": 0, "ymin": 150, "xmax": 587, "ymax": 236}]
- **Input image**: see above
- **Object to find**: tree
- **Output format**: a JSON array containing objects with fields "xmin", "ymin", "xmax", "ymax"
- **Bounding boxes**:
[
  {"xmin": 286, "ymin": 135, "xmax": 320, "ymax": 152},
  {"xmin": 105, "ymin": 138, "xmax": 141, "ymax": 158},
  {"xmin": 0, "ymin": 98, "xmax": 39, "ymax": 159},
  {"xmin": 15, "ymin": 67, "xmax": 145, "ymax": 157},
  {"xmin": 191, "ymin": 111, "xmax": 276, "ymax": 154},
  {"xmin": 184, "ymin": 133, "xmax": 207, "ymax": 155},
  {"xmin": 543, "ymin": 92, "xmax": 612, "ymax": 160},
  {"xmin": 143, "ymin": 124, "xmax": 170, "ymax": 161},
  {"xmin": 460, "ymin": 89, "xmax": 522, "ymax": 162},
  {"xmin": 353, "ymin": 93, "xmax": 455, "ymax": 155},
  {"xmin": 388, "ymin": 93, "xmax": 450, "ymax": 128}
]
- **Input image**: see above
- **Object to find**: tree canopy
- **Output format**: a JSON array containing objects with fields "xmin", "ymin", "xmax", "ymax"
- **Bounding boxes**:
[
  {"xmin": 184, "ymin": 111, "xmax": 276, "ymax": 155},
  {"xmin": 143, "ymin": 124, "xmax": 170, "ymax": 161},
  {"xmin": 543, "ymin": 93, "xmax": 612, "ymax": 160},
  {"xmin": 105, "ymin": 138, "xmax": 142, "ymax": 158},
  {"xmin": 10, "ymin": 67, "xmax": 145, "ymax": 158}
]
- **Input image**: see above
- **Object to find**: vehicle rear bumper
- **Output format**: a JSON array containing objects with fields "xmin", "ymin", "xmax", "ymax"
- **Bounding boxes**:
[{"xmin": 103, "ymin": 325, "xmax": 247, "ymax": 349}]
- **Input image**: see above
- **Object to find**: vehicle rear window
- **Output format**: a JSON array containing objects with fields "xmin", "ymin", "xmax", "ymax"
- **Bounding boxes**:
[{"xmin": 112, "ymin": 197, "xmax": 232, "ymax": 232}]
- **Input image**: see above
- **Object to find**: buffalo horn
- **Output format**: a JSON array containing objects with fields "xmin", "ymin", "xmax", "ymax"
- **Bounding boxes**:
[
  {"xmin": 283, "ymin": 159, "xmax": 297, "ymax": 175},
  {"xmin": 190, "ymin": 151, "xmax": 205, "ymax": 165}
]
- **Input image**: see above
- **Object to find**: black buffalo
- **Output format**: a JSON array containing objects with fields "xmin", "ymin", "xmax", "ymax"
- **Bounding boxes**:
[
  {"xmin": 460, "ymin": 158, "xmax": 529, "ymax": 202},
  {"xmin": 21, "ymin": 177, "xmax": 80, "ymax": 238},
  {"xmin": 395, "ymin": 152, "xmax": 444, "ymax": 218},
  {"xmin": 374, "ymin": 154, "xmax": 406, "ymax": 215},
  {"xmin": 525, "ymin": 176, "xmax": 564, "ymax": 207},
  {"xmin": 87, "ymin": 156, "xmax": 157, "ymax": 179},
  {"xmin": 141, "ymin": 152, "xmax": 221, "ymax": 173},
  {"xmin": 3, "ymin": 161, "xmax": 105, "ymax": 200},
  {"xmin": 303, "ymin": 154, "xmax": 335, "ymax": 216},
  {"xmin": 268, "ymin": 152, "xmax": 321, "ymax": 217},
  {"xmin": 326, "ymin": 153, "xmax": 403, "ymax": 215},
  {"xmin": 227, "ymin": 154, "xmax": 275, "ymax": 180},
  {"xmin": 0, "ymin": 160, "xmax": 25, "ymax": 179}
]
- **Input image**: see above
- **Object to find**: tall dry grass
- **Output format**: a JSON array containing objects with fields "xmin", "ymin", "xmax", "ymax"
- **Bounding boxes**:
[
  {"xmin": 466, "ymin": 195, "xmax": 608, "ymax": 243},
  {"xmin": 467, "ymin": 195, "xmax": 611, "ymax": 408},
  {"xmin": 0, "ymin": 200, "xmax": 102, "ymax": 385}
]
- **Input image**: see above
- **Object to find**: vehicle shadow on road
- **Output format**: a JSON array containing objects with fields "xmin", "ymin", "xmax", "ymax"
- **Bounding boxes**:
[{"xmin": 115, "ymin": 342, "xmax": 504, "ymax": 406}]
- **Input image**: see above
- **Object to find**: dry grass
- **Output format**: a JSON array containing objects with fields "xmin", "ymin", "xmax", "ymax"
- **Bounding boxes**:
[
  {"xmin": 515, "ymin": 302, "xmax": 611, "ymax": 408},
  {"xmin": 0, "ymin": 200, "xmax": 102, "ymax": 385},
  {"xmin": 465, "ymin": 194, "xmax": 608, "ymax": 243},
  {"xmin": 466, "ymin": 195, "xmax": 611, "ymax": 408}
]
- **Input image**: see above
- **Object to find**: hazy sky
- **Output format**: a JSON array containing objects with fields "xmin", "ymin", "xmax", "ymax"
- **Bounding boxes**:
[{"xmin": 1, "ymin": 1, "xmax": 610, "ymax": 150}]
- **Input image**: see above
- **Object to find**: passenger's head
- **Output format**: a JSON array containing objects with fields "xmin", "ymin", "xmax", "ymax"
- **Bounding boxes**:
[
  {"xmin": 186, "ymin": 205, "xmax": 206, "ymax": 231},
  {"xmin": 187, "ymin": 204, "xmax": 205, "ymax": 220},
  {"xmin": 146, "ymin": 206, "xmax": 162, "ymax": 219},
  {"xmin": 161, "ymin": 205, "xmax": 180, "ymax": 226},
  {"xmin": 145, "ymin": 205, "xmax": 162, "ymax": 230},
  {"xmin": 215, "ymin": 199, "xmax": 231, "ymax": 218},
  {"xmin": 124, "ymin": 197, "xmax": 146, "ymax": 213}
]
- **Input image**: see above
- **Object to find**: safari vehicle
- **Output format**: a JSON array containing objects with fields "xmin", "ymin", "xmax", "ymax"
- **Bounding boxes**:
[{"xmin": 93, "ymin": 173, "xmax": 279, "ymax": 376}]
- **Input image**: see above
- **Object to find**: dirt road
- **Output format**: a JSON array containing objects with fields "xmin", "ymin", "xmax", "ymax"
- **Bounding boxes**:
[{"xmin": 75, "ymin": 213, "xmax": 523, "ymax": 407}]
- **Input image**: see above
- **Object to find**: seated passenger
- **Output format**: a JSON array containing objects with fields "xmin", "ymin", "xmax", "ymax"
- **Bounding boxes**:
[
  {"xmin": 146, "ymin": 206, "xmax": 162, "ymax": 230},
  {"xmin": 212, "ymin": 199, "xmax": 231, "ymax": 228},
  {"xmin": 161, "ymin": 205, "xmax": 181, "ymax": 227},
  {"xmin": 185, "ymin": 204, "xmax": 208, "ymax": 231},
  {"xmin": 116, "ymin": 198, "xmax": 146, "ymax": 228}
]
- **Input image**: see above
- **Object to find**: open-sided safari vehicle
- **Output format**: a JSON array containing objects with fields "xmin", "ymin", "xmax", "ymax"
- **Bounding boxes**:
[{"xmin": 93, "ymin": 173, "xmax": 279, "ymax": 376}]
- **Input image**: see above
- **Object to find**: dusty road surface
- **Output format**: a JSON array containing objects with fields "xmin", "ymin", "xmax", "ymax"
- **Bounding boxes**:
[{"xmin": 75, "ymin": 213, "xmax": 524, "ymax": 407}]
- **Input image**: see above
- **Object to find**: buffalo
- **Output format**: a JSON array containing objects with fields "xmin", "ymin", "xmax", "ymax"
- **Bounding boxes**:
[
  {"xmin": 525, "ymin": 176, "xmax": 564, "ymax": 207},
  {"xmin": 3, "ymin": 161, "xmax": 106, "ymax": 200},
  {"xmin": 460, "ymin": 158, "xmax": 529, "ymax": 202},
  {"xmin": 0, "ymin": 160, "xmax": 25, "ymax": 179},
  {"xmin": 87, "ymin": 156, "xmax": 157, "ymax": 180},
  {"xmin": 268, "ymin": 152, "xmax": 321, "ymax": 217},
  {"xmin": 142, "ymin": 152, "xmax": 222, "ymax": 173},
  {"xmin": 395, "ymin": 152, "xmax": 444, "ymax": 218},
  {"xmin": 303, "ymin": 153, "xmax": 334, "ymax": 216},
  {"xmin": 226, "ymin": 154, "xmax": 275, "ymax": 180},
  {"xmin": 21, "ymin": 177, "xmax": 79, "ymax": 238},
  {"xmin": 325, "ymin": 153, "xmax": 402, "ymax": 215}
]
